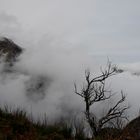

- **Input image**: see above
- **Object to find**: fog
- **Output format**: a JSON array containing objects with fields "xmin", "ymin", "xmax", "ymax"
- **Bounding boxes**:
[{"xmin": 0, "ymin": 0, "xmax": 140, "ymax": 120}]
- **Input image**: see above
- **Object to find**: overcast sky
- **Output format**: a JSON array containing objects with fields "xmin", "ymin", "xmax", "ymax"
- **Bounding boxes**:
[
  {"xmin": 0, "ymin": 0, "xmax": 140, "ymax": 62},
  {"xmin": 0, "ymin": 0, "xmax": 140, "ymax": 119}
]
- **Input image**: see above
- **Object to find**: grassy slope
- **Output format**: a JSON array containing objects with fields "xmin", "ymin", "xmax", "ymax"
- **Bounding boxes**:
[
  {"xmin": 117, "ymin": 116, "xmax": 140, "ymax": 140},
  {"xmin": 0, "ymin": 106, "xmax": 139, "ymax": 140},
  {"xmin": 0, "ymin": 106, "xmax": 73, "ymax": 140}
]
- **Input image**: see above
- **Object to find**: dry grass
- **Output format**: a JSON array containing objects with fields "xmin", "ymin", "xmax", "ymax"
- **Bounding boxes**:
[{"xmin": 0, "ymin": 105, "xmax": 139, "ymax": 140}]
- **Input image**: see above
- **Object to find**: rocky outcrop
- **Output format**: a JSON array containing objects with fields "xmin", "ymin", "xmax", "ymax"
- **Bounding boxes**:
[{"xmin": 0, "ymin": 37, "xmax": 23, "ymax": 65}]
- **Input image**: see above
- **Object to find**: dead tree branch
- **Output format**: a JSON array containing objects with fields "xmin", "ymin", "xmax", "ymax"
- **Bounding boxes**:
[{"xmin": 74, "ymin": 61, "xmax": 129, "ymax": 137}]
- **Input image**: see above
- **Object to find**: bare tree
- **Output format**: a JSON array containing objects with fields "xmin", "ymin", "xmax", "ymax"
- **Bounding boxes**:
[{"xmin": 74, "ymin": 61, "xmax": 129, "ymax": 137}]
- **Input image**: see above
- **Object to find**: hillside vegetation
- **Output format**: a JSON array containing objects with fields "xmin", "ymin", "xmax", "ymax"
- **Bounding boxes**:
[{"xmin": 0, "ymin": 106, "xmax": 139, "ymax": 140}]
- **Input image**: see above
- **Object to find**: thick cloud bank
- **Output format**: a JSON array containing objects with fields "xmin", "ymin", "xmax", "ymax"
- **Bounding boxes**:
[
  {"xmin": 0, "ymin": 37, "xmax": 94, "ymax": 120},
  {"xmin": 0, "ymin": 36, "xmax": 140, "ymax": 121}
]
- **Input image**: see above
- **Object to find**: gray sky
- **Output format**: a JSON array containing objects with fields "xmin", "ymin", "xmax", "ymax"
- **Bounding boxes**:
[
  {"xmin": 0, "ymin": 0, "xmax": 140, "ymax": 119},
  {"xmin": 0, "ymin": 0, "xmax": 140, "ymax": 63}
]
